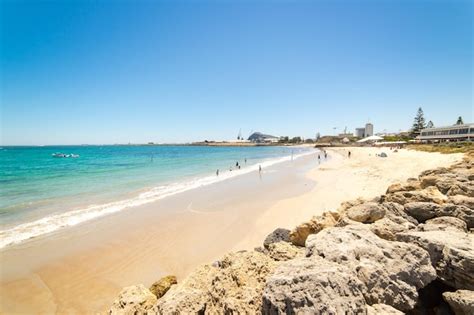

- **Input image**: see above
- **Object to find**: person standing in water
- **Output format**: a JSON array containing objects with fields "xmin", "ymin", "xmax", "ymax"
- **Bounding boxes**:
[
  {"xmin": 216, "ymin": 169, "xmax": 219, "ymax": 176},
  {"xmin": 259, "ymin": 165, "xmax": 262, "ymax": 173},
  {"xmin": 244, "ymin": 158, "xmax": 247, "ymax": 164}
]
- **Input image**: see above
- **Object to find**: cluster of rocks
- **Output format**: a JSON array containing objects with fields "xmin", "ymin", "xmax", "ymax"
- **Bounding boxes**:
[{"xmin": 110, "ymin": 154, "xmax": 474, "ymax": 314}]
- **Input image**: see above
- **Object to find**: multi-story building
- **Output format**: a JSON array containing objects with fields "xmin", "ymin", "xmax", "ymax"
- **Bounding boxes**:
[{"xmin": 365, "ymin": 123, "xmax": 374, "ymax": 137}]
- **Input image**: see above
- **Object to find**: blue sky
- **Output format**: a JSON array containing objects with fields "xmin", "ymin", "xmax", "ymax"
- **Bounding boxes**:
[{"xmin": 1, "ymin": 0, "xmax": 472, "ymax": 145}]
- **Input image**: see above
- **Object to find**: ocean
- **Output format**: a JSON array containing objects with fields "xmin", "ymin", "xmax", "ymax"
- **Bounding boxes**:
[{"xmin": 0, "ymin": 145, "xmax": 313, "ymax": 248}]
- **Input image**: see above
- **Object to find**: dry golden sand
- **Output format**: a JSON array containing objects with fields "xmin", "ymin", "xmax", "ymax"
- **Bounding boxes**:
[
  {"xmin": 232, "ymin": 147, "xmax": 462, "ymax": 250},
  {"xmin": 0, "ymin": 147, "xmax": 462, "ymax": 314}
]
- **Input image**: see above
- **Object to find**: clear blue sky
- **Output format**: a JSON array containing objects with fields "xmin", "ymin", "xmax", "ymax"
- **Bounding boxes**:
[{"xmin": 1, "ymin": 0, "xmax": 472, "ymax": 145}]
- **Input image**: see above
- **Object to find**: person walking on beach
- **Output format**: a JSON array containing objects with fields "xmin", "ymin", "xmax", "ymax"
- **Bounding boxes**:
[
  {"xmin": 324, "ymin": 151, "xmax": 327, "ymax": 159},
  {"xmin": 348, "ymin": 151, "xmax": 351, "ymax": 158},
  {"xmin": 259, "ymin": 165, "xmax": 262, "ymax": 173}
]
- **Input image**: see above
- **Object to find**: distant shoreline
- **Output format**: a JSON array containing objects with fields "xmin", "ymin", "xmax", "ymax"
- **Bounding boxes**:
[{"xmin": 0, "ymin": 143, "xmax": 306, "ymax": 147}]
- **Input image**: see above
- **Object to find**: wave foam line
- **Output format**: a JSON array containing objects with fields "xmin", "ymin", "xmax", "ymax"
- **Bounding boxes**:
[{"xmin": 0, "ymin": 150, "xmax": 315, "ymax": 249}]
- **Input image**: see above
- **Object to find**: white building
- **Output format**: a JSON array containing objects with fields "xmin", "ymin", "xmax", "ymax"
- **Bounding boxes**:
[
  {"xmin": 365, "ymin": 123, "xmax": 374, "ymax": 137},
  {"xmin": 419, "ymin": 123, "xmax": 473, "ymax": 142}
]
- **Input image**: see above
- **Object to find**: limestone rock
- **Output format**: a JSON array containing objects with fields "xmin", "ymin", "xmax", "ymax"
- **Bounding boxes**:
[
  {"xmin": 420, "ymin": 216, "xmax": 468, "ymax": 232},
  {"xmin": 289, "ymin": 211, "xmax": 338, "ymax": 246},
  {"xmin": 440, "ymin": 204, "xmax": 474, "ymax": 229},
  {"xmin": 149, "ymin": 275, "xmax": 177, "ymax": 299},
  {"xmin": 382, "ymin": 201, "xmax": 419, "ymax": 225},
  {"xmin": 263, "ymin": 228, "xmax": 290, "ymax": 249},
  {"xmin": 367, "ymin": 304, "xmax": 403, "ymax": 314},
  {"xmin": 109, "ymin": 284, "xmax": 157, "ymax": 315},
  {"xmin": 443, "ymin": 290, "xmax": 474, "ymax": 315},
  {"xmin": 346, "ymin": 202, "xmax": 386, "ymax": 223},
  {"xmin": 266, "ymin": 241, "xmax": 304, "ymax": 261},
  {"xmin": 386, "ymin": 179, "xmax": 421, "ymax": 194},
  {"xmin": 404, "ymin": 202, "xmax": 473, "ymax": 228},
  {"xmin": 306, "ymin": 226, "xmax": 436, "ymax": 311},
  {"xmin": 404, "ymin": 202, "xmax": 441, "ymax": 222},
  {"xmin": 397, "ymin": 231, "xmax": 474, "ymax": 290},
  {"xmin": 370, "ymin": 217, "xmax": 415, "ymax": 241},
  {"xmin": 420, "ymin": 167, "xmax": 449, "ymax": 177},
  {"xmin": 384, "ymin": 186, "xmax": 447, "ymax": 205},
  {"xmin": 154, "ymin": 250, "xmax": 276, "ymax": 314},
  {"xmin": 262, "ymin": 257, "xmax": 367, "ymax": 314},
  {"xmin": 419, "ymin": 175, "xmax": 439, "ymax": 189},
  {"xmin": 449, "ymin": 195, "xmax": 474, "ymax": 210}
]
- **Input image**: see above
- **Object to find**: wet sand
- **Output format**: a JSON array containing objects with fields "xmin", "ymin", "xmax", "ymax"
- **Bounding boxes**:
[{"xmin": 0, "ymin": 147, "xmax": 462, "ymax": 314}]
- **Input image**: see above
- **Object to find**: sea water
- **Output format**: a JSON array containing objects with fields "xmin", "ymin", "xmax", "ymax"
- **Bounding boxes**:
[{"xmin": 0, "ymin": 145, "xmax": 313, "ymax": 248}]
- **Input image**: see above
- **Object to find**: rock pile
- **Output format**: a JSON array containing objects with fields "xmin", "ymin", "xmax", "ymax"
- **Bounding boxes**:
[{"xmin": 110, "ymin": 154, "xmax": 473, "ymax": 314}]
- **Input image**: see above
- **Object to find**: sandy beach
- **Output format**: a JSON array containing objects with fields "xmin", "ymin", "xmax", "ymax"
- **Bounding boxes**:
[{"xmin": 0, "ymin": 147, "xmax": 462, "ymax": 314}]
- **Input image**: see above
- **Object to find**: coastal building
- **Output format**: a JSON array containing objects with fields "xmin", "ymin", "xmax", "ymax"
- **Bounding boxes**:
[
  {"xmin": 418, "ymin": 123, "xmax": 473, "ymax": 142},
  {"xmin": 365, "ymin": 123, "xmax": 374, "ymax": 137},
  {"xmin": 355, "ymin": 123, "xmax": 374, "ymax": 138},
  {"xmin": 247, "ymin": 132, "xmax": 279, "ymax": 143},
  {"xmin": 355, "ymin": 128, "xmax": 365, "ymax": 138}
]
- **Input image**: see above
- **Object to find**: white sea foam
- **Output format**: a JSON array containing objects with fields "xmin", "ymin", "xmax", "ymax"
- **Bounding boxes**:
[{"xmin": 0, "ymin": 150, "xmax": 315, "ymax": 249}]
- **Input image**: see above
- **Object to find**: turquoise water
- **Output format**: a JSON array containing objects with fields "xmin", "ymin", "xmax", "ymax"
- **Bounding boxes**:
[{"xmin": 0, "ymin": 145, "xmax": 312, "ymax": 248}]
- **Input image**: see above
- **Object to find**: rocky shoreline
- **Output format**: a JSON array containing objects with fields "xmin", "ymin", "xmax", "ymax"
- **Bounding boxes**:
[{"xmin": 110, "ymin": 153, "xmax": 473, "ymax": 315}]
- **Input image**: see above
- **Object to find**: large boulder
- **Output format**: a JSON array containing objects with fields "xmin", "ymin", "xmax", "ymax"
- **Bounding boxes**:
[
  {"xmin": 109, "ymin": 284, "xmax": 157, "ymax": 315},
  {"xmin": 263, "ymin": 228, "xmax": 290, "ymax": 249},
  {"xmin": 404, "ymin": 202, "xmax": 440, "ymax": 222},
  {"xmin": 345, "ymin": 202, "xmax": 386, "ymax": 223},
  {"xmin": 305, "ymin": 226, "xmax": 436, "ymax": 311},
  {"xmin": 369, "ymin": 217, "xmax": 415, "ymax": 241},
  {"xmin": 386, "ymin": 178, "xmax": 421, "ymax": 194},
  {"xmin": 149, "ymin": 275, "xmax": 177, "ymax": 299},
  {"xmin": 442, "ymin": 290, "xmax": 474, "ymax": 315},
  {"xmin": 404, "ymin": 202, "xmax": 474, "ymax": 228},
  {"xmin": 154, "ymin": 250, "xmax": 276, "ymax": 314},
  {"xmin": 420, "ymin": 216, "xmax": 468, "ymax": 232},
  {"xmin": 382, "ymin": 202, "xmax": 419, "ymax": 225},
  {"xmin": 265, "ymin": 241, "xmax": 304, "ymax": 261},
  {"xmin": 384, "ymin": 186, "xmax": 447, "ymax": 205},
  {"xmin": 440, "ymin": 204, "xmax": 474, "ymax": 229},
  {"xmin": 262, "ymin": 256, "xmax": 367, "ymax": 314},
  {"xmin": 397, "ymin": 231, "xmax": 474, "ymax": 290},
  {"xmin": 289, "ymin": 211, "xmax": 339, "ymax": 246},
  {"xmin": 448, "ymin": 195, "xmax": 474, "ymax": 210}
]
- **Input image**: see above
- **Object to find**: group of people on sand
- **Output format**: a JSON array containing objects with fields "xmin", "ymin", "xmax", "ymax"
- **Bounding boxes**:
[
  {"xmin": 216, "ymin": 158, "xmax": 261, "ymax": 176},
  {"xmin": 317, "ymin": 150, "xmax": 329, "ymax": 163}
]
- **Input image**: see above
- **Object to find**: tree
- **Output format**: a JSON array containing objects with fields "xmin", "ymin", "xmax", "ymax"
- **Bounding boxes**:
[
  {"xmin": 456, "ymin": 116, "xmax": 464, "ymax": 125},
  {"xmin": 426, "ymin": 120, "xmax": 434, "ymax": 128},
  {"xmin": 290, "ymin": 136, "xmax": 302, "ymax": 143},
  {"xmin": 410, "ymin": 107, "xmax": 426, "ymax": 137}
]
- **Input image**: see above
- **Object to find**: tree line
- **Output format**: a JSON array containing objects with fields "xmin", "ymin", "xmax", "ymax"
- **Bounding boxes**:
[{"xmin": 411, "ymin": 107, "xmax": 465, "ymax": 137}]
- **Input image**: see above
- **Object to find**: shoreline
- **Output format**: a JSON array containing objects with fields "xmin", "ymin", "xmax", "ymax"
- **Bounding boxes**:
[
  {"xmin": 0, "ymin": 147, "xmax": 463, "ymax": 314},
  {"xmin": 0, "ymin": 148, "xmax": 314, "ymax": 250}
]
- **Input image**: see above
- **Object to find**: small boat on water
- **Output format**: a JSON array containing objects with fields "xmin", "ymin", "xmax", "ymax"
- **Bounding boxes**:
[{"xmin": 52, "ymin": 153, "xmax": 80, "ymax": 158}]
